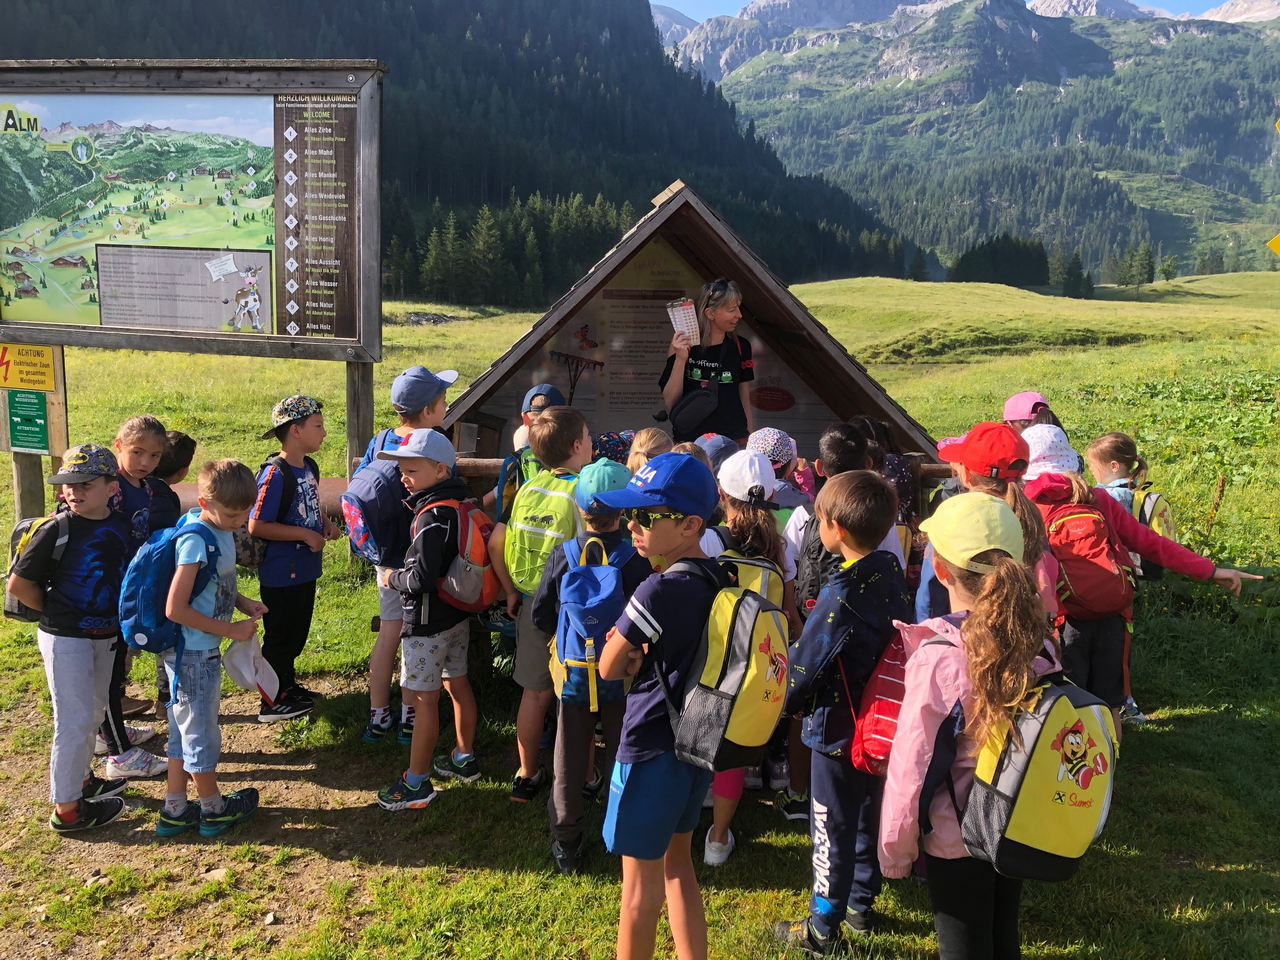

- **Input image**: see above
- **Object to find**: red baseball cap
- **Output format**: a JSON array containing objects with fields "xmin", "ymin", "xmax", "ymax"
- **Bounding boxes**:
[{"xmin": 937, "ymin": 421, "xmax": 1030, "ymax": 480}]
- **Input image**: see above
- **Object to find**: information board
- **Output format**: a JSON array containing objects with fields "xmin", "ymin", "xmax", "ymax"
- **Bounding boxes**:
[{"xmin": 0, "ymin": 61, "xmax": 382, "ymax": 362}]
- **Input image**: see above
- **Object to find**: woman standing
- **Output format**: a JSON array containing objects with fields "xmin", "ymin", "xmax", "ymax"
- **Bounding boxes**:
[{"xmin": 660, "ymin": 279, "xmax": 756, "ymax": 443}]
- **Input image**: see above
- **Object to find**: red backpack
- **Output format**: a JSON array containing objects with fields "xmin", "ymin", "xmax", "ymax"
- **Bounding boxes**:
[
  {"xmin": 1039, "ymin": 501, "xmax": 1135, "ymax": 620},
  {"xmin": 842, "ymin": 630, "xmax": 909, "ymax": 777},
  {"xmin": 415, "ymin": 499, "xmax": 501, "ymax": 613}
]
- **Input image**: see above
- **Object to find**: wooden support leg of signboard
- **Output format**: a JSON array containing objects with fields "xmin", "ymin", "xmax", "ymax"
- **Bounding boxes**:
[
  {"xmin": 346, "ymin": 361, "xmax": 375, "ymax": 479},
  {"xmin": 12, "ymin": 453, "xmax": 45, "ymax": 522}
]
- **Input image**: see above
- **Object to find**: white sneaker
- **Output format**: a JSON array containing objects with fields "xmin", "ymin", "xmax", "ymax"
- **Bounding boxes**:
[
  {"xmin": 744, "ymin": 767, "xmax": 764, "ymax": 791},
  {"xmin": 94, "ymin": 725, "xmax": 155, "ymax": 756},
  {"xmin": 704, "ymin": 827, "xmax": 735, "ymax": 866},
  {"xmin": 765, "ymin": 757, "xmax": 789, "ymax": 792},
  {"xmin": 105, "ymin": 746, "xmax": 168, "ymax": 778},
  {"xmin": 702, "ymin": 785, "xmax": 715, "ymax": 809}
]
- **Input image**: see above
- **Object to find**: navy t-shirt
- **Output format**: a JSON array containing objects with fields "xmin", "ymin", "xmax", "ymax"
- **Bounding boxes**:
[
  {"xmin": 613, "ymin": 557, "xmax": 722, "ymax": 764},
  {"xmin": 250, "ymin": 459, "xmax": 323, "ymax": 588},
  {"xmin": 111, "ymin": 476, "xmax": 153, "ymax": 554}
]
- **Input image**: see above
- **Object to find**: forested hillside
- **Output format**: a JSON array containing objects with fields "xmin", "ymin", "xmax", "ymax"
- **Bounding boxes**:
[
  {"xmin": 718, "ymin": 0, "xmax": 1280, "ymax": 270},
  {"xmin": 0, "ymin": 0, "xmax": 905, "ymax": 297}
]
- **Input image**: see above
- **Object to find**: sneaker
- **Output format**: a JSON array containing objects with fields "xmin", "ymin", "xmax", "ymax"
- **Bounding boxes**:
[
  {"xmin": 551, "ymin": 838, "xmax": 583, "ymax": 876},
  {"xmin": 199, "ymin": 788, "xmax": 260, "ymax": 837},
  {"xmin": 1120, "ymin": 697, "xmax": 1147, "ymax": 724},
  {"xmin": 434, "ymin": 753, "xmax": 481, "ymax": 783},
  {"xmin": 842, "ymin": 909, "xmax": 877, "ymax": 937},
  {"xmin": 120, "ymin": 695, "xmax": 154, "ymax": 717},
  {"xmin": 82, "ymin": 773, "xmax": 128, "ymax": 801},
  {"xmin": 509, "ymin": 765, "xmax": 548, "ymax": 803},
  {"xmin": 377, "ymin": 774, "xmax": 438, "ymax": 811},
  {"xmin": 95, "ymin": 724, "xmax": 155, "ymax": 755},
  {"xmin": 105, "ymin": 746, "xmax": 168, "ymax": 779},
  {"xmin": 704, "ymin": 827, "xmax": 735, "ymax": 866},
  {"xmin": 50, "ymin": 796, "xmax": 125, "ymax": 833},
  {"xmin": 774, "ymin": 788, "xmax": 810, "ymax": 822},
  {"xmin": 744, "ymin": 767, "xmax": 764, "ymax": 791},
  {"xmin": 291, "ymin": 684, "xmax": 320, "ymax": 704},
  {"xmin": 703, "ymin": 785, "xmax": 715, "ymax": 810},
  {"xmin": 582, "ymin": 767, "xmax": 606, "ymax": 802},
  {"xmin": 362, "ymin": 719, "xmax": 397, "ymax": 744},
  {"xmin": 396, "ymin": 720, "xmax": 415, "ymax": 746},
  {"xmin": 258, "ymin": 695, "xmax": 312, "ymax": 723},
  {"xmin": 156, "ymin": 802, "xmax": 201, "ymax": 838},
  {"xmin": 772, "ymin": 917, "xmax": 838, "ymax": 957},
  {"xmin": 765, "ymin": 757, "xmax": 790, "ymax": 792}
]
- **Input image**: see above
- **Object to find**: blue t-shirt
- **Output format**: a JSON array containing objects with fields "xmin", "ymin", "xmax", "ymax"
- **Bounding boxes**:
[
  {"xmin": 112, "ymin": 476, "xmax": 153, "ymax": 554},
  {"xmin": 1098, "ymin": 478, "xmax": 1135, "ymax": 510},
  {"xmin": 250, "ymin": 459, "xmax": 323, "ymax": 588},
  {"xmin": 173, "ymin": 513, "xmax": 237, "ymax": 651},
  {"xmin": 613, "ymin": 557, "xmax": 722, "ymax": 764},
  {"xmin": 355, "ymin": 427, "xmax": 410, "ymax": 475}
]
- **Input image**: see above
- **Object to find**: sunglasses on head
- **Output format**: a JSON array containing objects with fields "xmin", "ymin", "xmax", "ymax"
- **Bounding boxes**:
[{"xmin": 623, "ymin": 508, "xmax": 689, "ymax": 528}]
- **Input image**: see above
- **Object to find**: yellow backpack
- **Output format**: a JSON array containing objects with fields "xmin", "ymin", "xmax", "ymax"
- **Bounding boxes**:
[{"xmin": 1131, "ymin": 486, "xmax": 1176, "ymax": 580}]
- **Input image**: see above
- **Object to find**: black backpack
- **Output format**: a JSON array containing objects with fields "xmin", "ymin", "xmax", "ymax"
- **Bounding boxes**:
[{"xmin": 795, "ymin": 512, "xmax": 841, "ymax": 621}]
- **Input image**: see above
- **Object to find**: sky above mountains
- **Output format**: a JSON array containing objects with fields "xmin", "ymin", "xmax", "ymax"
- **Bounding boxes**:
[{"xmin": 663, "ymin": 0, "xmax": 1212, "ymax": 18}]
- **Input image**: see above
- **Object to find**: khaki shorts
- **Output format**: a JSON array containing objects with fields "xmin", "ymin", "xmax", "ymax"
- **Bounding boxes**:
[
  {"xmin": 513, "ymin": 597, "xmax": 553, "ymax": 691},
  {"xmin": 400, "ymin": 620, "xmax": 470, "ymax": 693}
]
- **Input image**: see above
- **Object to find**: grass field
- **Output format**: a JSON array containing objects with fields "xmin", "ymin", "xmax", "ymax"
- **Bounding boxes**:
[{"xmin": 1, "ymin": 275, "xmax": 1278, "ymax": 959}]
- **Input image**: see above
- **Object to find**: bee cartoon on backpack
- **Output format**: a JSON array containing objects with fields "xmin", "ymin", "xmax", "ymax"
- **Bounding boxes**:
[{"xmin": 1051, "ymin": 720, "xmax": 1109, "ymax": 790}]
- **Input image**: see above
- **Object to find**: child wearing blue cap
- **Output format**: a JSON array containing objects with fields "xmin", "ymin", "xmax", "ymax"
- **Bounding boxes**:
[
  {"xmin": 354, "ymin": 365, "xmax": 458, "ymax": 745},
  {"xmin": 595, "ymin": 452, "xmax": 724, "ymax": 960},
  {"xmin": 531, "ymin": 458, "xmax": 654, "ymax": 875}
]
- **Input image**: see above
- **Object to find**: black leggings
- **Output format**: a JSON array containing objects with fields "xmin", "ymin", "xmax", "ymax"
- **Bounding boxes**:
[
  {"xmin": 925, "ymin": 854, "xmax": 1023, "ymax": 960},
  {"xmin": 98, "ymin": 639, "xmax": 131, "ymax": 756}
]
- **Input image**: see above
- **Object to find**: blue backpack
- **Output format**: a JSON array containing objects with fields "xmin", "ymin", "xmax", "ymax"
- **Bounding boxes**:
[
  {"xmin": 550, "ymin": 536, "xmax": 635, "ymax": 711},
  {"xmin": 119, "ymin": 514, "xmax": 221, "ymax": 705},
  {"xmin": 341, "ymin": 428, "xmax": 411, "ymax": 566}
]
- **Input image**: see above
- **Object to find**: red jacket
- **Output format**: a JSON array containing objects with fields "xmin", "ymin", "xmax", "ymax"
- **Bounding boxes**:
[{"xmin": 1024, "ymin": 474, "xmax": 1215, "ymax": 581}]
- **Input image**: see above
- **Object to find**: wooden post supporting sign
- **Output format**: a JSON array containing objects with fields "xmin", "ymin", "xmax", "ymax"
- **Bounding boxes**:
[
  {"xmin": 0, "ymin": 344, "xmax": 69, "ymax": 522},
  {"xmin": 346, "ymin": 361, "xmax": 375, "ymax": 479}
]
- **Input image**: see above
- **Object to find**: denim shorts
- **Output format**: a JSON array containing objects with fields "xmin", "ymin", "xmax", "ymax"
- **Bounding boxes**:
[
  {"xmin": 603, "ymin": 750, "xmax": 713, "ymax": 860},
  {"xmin": 163, "ymin": 648, "xmax": 223, "ymax": 774}
]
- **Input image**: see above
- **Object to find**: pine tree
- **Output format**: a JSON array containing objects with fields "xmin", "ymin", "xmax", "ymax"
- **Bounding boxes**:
[
  {"xmin": 1063, "ymin": 250, "xmax": 1084, "ymax": 298},
  {"xmin": 1158, "ymin": 254, "xmax": 1178, "ymax": 281},
  {"xmin": 1082, "ymin": 271, "xmax": 1094, "ymax": 299},
  {"xmin": 466, "ymin": 205, "xmax": 503, "ymax": 304},
  {"xmin": 1136, "ymin": 242, "xmax": 1154, "ymax": 293},
  {"xmin": 907, "ymin": 246, "xmax": 928, "ymax": 281},
  {"xmin": 1048, "ymin": 240, "xmax": 1069, "ymax": 287},
  {"xmin": 521, "ymin": 229, "xmax": 544, "ymax": 307},
  {"xmin": 440, "ymin": 213, "xmax": 463, "ymax": 304},
  {"xmin": 420, "ymin": 227, "xmax": 444, "ymax": 301}
]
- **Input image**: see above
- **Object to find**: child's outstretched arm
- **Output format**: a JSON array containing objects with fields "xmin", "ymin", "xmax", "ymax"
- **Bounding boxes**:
[{"xmin": 167, "ymin": 562, "xmax": 259, "ymax": 642}]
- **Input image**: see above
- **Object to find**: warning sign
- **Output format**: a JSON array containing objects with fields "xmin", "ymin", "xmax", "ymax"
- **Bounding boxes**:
[{"xmin": 0, "ymin": 343, "xmax": 56, "ymax": 392}]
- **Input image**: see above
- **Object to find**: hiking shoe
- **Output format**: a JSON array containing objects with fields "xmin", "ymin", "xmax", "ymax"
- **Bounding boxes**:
[
  {"xmin": 377, "ymin": 774, "xmax": 438, "ymax": 811},
  {"xmin": 258, "ymin": 694, "xmax": 312, "ymax": 723},
  {"xmin": 105, "ymin": 746, "xmax": 168, "ymax": 779},
  {"xmin": 843, "ymin": 909, "xmax": 877, "ymax": 937},
  {"xmin": 434, "ymin": 753, "xmax": 481, "ymax": 783},
  {"xmin": 509, "ymin": 766, "xmax": 548, "ymax": 803},
  {"xmin": 765, "ymin": 756, "xmax": 790, "ymax": 792},
  {"xmin": 744, "ymin": 766, "xmax": 764, "ymax": 790},
  {"xmin": 772, "ymin": 917, "xmax": 839, "ymax": 957},
  {"xmin": 156, "ymin": 802, "xmax": 201, "ymax": 838},
  {"xmin": 199, "ymin": 788, "xmax": 260, "ymax": 837},
  {"xmin": 95, "ymin": 724, "xmax": 155, "ymax": 755},
  {"xmin": 362, "ymin": 719, "xmax": 397, "ymax": 744},
  {"xmin": 396, "ymin": 720, "xmax": 415, "ymax": 746},
  {"xmin": 50, "ymin": 796, "xmax": 125, "ymax": 833},
  {"xmin": 82, "ymin": 773, "xmax": 128, "ymax": 801},
  {"xmin": 1121, "ymin": 697, "xmax": 1147, "ymax": 724},
  {"xmin": 552, "ymin": 838, "xmax": 583, "ymax": 876},
  {"xmin": 120, "ymin": 695, "xmax": 154, "ymax": 717},
  {"xmin": 582, "ymin": 767, "xmax": 606, "ymax": 802},
  {"xmin": 775, "ymin": 788, "xmax": 810, "ymax": 822},
  {"xmin": 704, "ymin": 827, "xmax": 735, "ymax": 866}
]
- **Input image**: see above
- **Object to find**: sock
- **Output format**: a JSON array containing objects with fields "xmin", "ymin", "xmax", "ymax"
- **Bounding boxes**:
[
  {"xmin": 452, "ymin": 749, "xmax": 473, "ymax": 763},
  {"xmin": 57, "ymin": 803, "xmax": 80, "ymax": 823},
  {"xmin": 199, "ymin": 792, "xmax": 225, "ymax": 815},
  {"xmin": 401, "ymin": 703, "xmax": 415, "ymax": 726},
  {"xmin": 370, "ymin": 706, "xmax": 391, "ymax": 728},
  {"xmin": 404, "ymin": 770, "xmax": 428, "ymax": 789},
  {"xmin": 164, "ymin": 792, "xmax": 188, "ymax": 815}
]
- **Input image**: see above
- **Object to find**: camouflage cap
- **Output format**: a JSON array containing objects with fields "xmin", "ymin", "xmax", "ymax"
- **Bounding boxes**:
[
  {"xmin": 48, "ymin": 444, "xmax": 118, "ymax": 485},
  {"xmin": 261, "ymin": 395, "xmax": 323, "ymax": 440}
]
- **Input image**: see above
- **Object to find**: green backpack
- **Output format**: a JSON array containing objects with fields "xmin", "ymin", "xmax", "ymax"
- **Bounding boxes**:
[{"xmin": 504, "ymin": 469, "xmax": 582, "ymax": 596}]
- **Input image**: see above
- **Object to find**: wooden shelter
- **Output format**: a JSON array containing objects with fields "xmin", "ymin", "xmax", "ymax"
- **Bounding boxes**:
[{"xmin": 444, "ymin": 181, "xmax": 937, "ymax": 461}]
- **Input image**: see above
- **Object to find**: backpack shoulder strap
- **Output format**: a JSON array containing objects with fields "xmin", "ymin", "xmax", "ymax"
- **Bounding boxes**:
[
  {"xmin": 175, "ymin": 522, "xmax": 221, "ymax": 597},
  {"xmin": 667, "ymin": 558, "xmax": 728, "ymax": 589},
  {"xmin": 303, "ymin": 455, "xmax": 320, "ymax": 480},
  {"xmin": 262, "ymin": 456, "xmax": 298, "ymax": 525},
  {"xmin": 49, "ymin": 511, "xmax": 72, "ymax": 564}
]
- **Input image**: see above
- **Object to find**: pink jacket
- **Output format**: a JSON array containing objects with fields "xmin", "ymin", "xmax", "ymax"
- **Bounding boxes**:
[{"xmin": 878, "ymin": 616, "xmax": 1062, "ymax": 878}]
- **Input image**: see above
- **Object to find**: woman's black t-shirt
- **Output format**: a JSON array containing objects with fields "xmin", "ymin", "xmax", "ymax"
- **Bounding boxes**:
[{"xmin": 658, "ymin": 336, "xmax": 755, "ymax": 441}]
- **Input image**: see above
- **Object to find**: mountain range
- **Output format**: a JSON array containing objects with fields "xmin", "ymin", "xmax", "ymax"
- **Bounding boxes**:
[{"xmin": 656, "ymin": 0, "xmax": 1280, "ymax": 270}]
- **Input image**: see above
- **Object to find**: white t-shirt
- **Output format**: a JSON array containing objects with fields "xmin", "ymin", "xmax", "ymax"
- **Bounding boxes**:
[{"xmin": 781, "ymin": 504, "xmax": 905, "ymax": 573}]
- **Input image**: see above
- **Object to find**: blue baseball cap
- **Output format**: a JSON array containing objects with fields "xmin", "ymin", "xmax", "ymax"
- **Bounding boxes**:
[
  {"xmin": 375, "ymin": 429, "xmax": 457, "ymax": 468},
  {"xmin": 575, "ymin": 459, "xmax": 632, "ymax": 514},
  {"xmin": 694, "ymin": 433, "xmax": 738, "ymax": 473},
  {"xmin": 594, "ymin": 451, "xmax": 719, "ymax": 520},
  {"xmin": 522, "ymin": 383, "xmax": 566, "ymax": 413},
  {"xmin": 391, "ymin": 366, "xmax": 458, "ymax": 414}
]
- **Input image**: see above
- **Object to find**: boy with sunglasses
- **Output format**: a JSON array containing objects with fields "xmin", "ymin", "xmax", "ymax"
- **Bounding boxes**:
[{"xmin": 596, "ymin": 452, "xmax": 724, "ymax": 960}]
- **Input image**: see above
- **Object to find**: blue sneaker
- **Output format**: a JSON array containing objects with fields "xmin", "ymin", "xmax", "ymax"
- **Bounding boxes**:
[
  {"xmin": 362, "ymin": 719, "xmax": 397, "ymax": 744},
  {"xmin": 199, "ymin": 789, "xmax": 259, "ymax": 838},
  {"xmin": 157, "ymin": 802, "xmax": 201, "ymax": 838},
  {"xmin": 377, "ymin": 773, "xmax": 437, "ymax": 811},
  {"xmin": 396, "ymin": 720, "xmax": 414, "ymax": 746}
]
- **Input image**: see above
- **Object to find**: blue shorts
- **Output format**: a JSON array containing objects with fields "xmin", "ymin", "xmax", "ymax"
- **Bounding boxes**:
[
  {"xmin": 163, "ymin": 648, "xmax": 223, "ymax": 774},
  {"xmin": 603, "ymin": 751, "xmax": 714, "ymax": 860}
]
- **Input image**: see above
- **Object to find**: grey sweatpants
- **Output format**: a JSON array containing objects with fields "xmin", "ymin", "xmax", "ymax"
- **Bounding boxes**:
[
  {"xmin": 548, "ymin": 698, "xmax": 624, "ymax": 844},
  {"xmin": 38, "ymin": 630, "xmax": 116, "ymax": 803}
]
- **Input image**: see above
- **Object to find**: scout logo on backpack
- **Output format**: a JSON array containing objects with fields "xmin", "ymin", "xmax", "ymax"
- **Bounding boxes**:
[
  {"xmin": 119, "ymin": 518, "xmax": 222, "ymax": 705},
  {"xmin": 4, "ymin": 512, "xmax": 71, "ymax": 622},
  {"xmin": 1130, "ymin": 486, "xmax": 1176, "ymax": 581},
  {"xmin": 657, "ymin": 560, "xmax": 790, "ymax": 772},
  {"xmin": 342, "ymin": 429, "xmax": 412, "ymax": 567},
  {"xmin": 426, "ymin": 499, "xmax": 500, "ymax": 613},
  {"xmin": 550, "ymin": 537, "xmax": 635, "ymax": 711},
  {"xmin": 504, "ymin": 471, "xmax": 580, "ymax": 596},
  {"xmin": 1041, "ymin": 502, "xmax": 1135, "ymax": 619}
]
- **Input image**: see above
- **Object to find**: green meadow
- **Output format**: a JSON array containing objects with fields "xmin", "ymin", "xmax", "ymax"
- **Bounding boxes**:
[{"xmin": 0, "ymin": 274, "xmax": 1277, "ymax": 958}]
